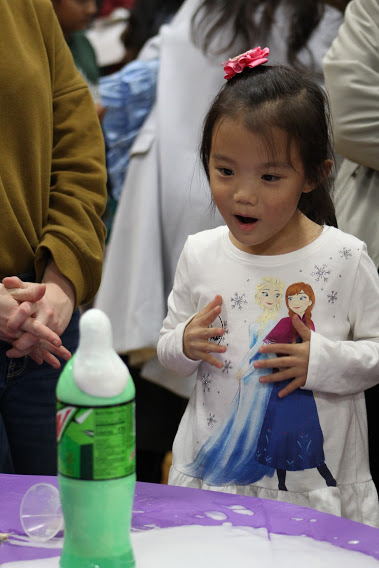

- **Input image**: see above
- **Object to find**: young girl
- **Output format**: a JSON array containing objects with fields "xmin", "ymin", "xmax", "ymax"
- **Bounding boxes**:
[{"xmin": 157, "ymin": 48, "xmax": 379, "ymax": 526}]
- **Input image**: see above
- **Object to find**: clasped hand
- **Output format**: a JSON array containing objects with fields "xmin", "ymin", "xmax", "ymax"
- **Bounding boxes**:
[
  {"xmin": 0, "ymin": 274, "xmax": 73, "ymax": 368},
  {"xmin": 254, "ymin": 315, "xmax": 311, "ymax": 398}
]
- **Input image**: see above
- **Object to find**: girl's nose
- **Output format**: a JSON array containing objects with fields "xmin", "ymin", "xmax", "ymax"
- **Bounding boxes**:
[{"xmin": 234, "ymin": 184, "xmax": 258, "ymax": 205}]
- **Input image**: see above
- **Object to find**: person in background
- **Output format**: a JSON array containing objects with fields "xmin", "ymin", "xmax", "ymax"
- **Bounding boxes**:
[
  {"xmin": 100, "ymin": 0, "xmax": 184, "ymax": 218},
  {"xmin": 52, "ymin": 0, "xmax": 105, "ymax": 119},
  {"xmin": 95, "ymin": 0, "xmax": 348, "ymax": 482},
  {"xmin": 53, "ymin": 0, "xmax": 112, "ymax": 239},
  {"xmin": 323, "ymin": 0, "xmax": 379, "ymax": 271},
  {"xmin": 323, "ymin": 0, "xmax": 379, "ymax": 491},
  {"xmin": 158, "ymin": 52, "xmax": 379, "ymax": 526},
  {"xmin": 94, "ymin": 0, "xmax": 185, "ymax": 482},
  {"xmin": 0, "ymin": 0, "xmax": 107, "ymax": 475}
]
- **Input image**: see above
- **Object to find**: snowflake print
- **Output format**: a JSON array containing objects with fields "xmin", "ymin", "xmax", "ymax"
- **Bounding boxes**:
[
  {"xmin": 311, "ymin": 264, "xmax": 331, "ymax": 282},
  {"xmin": 202, "ymin": 373, "xmax": 212, "ymax": 393},
  {"xmin": 340, "ymin": 247, "xmax": 352, "ymax": 260},
  {"xmin": 230, "ymin": 292, "xmax": 248, "ymax": 310},
  {"xmin": 222, "ymin": 360, "xmax": 233, "ymax": 374},
  {"xmin": 219, "ymin": 321, "xmax": 230, "ymax": 343},
  {"xmin": 327, "ymin": 290, "xmax": 338, "ymax": 304},
  {"xmin": 207, "ymin": 414, "xmax": 217, "ymax": 428},
  {"xmin": 209, "ymin": 318, "xmax": 230, "ymax": 344}
]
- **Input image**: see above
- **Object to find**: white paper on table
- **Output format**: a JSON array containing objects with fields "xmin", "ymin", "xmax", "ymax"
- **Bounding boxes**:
[{"xmin": 2, "ymin": 525, "xmax": 379, "ymax": 568}]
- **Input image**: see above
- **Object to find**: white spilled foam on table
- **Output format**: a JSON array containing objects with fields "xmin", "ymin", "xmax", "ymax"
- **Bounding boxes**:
[{"xmin": 2, "ymin": 524, "xmax": 379, "ymax": 567}]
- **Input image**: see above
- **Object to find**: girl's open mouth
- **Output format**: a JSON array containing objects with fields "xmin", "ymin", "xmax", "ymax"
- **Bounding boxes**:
[{"xmin": 235, "ymin": 215, "xmax": 258, "ymax": 224}]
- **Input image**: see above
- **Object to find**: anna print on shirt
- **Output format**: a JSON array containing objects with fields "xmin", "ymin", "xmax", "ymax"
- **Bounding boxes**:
[{"xmin": 255, "ymin": 282, "xmax": 337, "ymax": 491}]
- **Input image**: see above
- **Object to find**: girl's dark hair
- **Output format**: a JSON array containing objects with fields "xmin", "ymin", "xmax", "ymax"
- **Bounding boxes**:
[
  {"xmin": 200, "ymin": 65, "xmax": 337, "ymax": 227},
  {"xmin": 191, "ymin": 0, "xmax": 348, "ymax": 65}
]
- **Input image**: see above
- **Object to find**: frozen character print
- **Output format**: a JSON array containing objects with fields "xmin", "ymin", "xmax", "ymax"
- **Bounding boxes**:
[
  {"xmin": 186, "ymin": 276, "xmax": 285, "ymax": 485},
  {"xmin": 255, "ymin": 282, "xmax": 337, "ymax": 491}
]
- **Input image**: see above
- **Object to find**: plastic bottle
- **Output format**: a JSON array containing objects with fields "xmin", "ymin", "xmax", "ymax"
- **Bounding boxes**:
[{"xmin": 56, "ymin": 308, "xmax": 136, "ymax": 568}]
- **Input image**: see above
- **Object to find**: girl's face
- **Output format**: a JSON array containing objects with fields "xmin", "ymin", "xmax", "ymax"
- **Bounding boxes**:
[
  {"xmin": 258, "ymin": 284, "xmax": 282, "ymax": 311},
  {"xmin": 287, "ymin": 291, "xmax": 312, "ymax": 317},
  {"xmin": 209, "ymin": 118, "xmax": 314, "ymax": 255}
]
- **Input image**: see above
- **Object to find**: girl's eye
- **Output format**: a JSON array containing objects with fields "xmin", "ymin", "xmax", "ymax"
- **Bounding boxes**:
[
  {"xmin": 218, "ymin": 168, "xmax": 234, "ymax": 176},
  {"xmin": 262, "ymin": 174, "xmax": 279, "ymax": 182}
]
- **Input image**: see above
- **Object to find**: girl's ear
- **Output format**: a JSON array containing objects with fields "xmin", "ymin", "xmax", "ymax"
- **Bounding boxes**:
[
  {"xmin": 322, "ymin": 159, "xmax": 334, "ymax": 178},
  {"xmin": 302, "ymin": 159, "xmax": 334, "ymax": 194}
]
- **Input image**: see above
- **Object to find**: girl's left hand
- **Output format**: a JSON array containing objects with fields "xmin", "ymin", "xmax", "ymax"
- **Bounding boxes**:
[{"xmin": 254, "ymin": 315, "xmax": 311, "ymax": 398}]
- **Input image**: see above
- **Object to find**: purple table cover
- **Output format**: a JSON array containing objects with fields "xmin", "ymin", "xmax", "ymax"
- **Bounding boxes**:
[{"xmin": 1, "ymin": 474, "xmax": 379, "ymax": 564}]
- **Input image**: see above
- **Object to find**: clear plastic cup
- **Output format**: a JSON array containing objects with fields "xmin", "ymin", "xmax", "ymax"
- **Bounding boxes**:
[{"xmin": 20, "ymin": 483, "xmax": 64, "ymax": 541}]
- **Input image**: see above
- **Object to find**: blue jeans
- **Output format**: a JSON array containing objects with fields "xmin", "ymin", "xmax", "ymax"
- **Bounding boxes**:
[{"xmin": 0, "ymin": 310, "xmax": 80, "ymax": 474}]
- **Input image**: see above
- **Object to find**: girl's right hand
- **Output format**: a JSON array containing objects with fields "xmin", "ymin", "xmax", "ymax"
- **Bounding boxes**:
[{"xmin": 183, "ymin": 295, "xmax": 226, "ymax": 368}]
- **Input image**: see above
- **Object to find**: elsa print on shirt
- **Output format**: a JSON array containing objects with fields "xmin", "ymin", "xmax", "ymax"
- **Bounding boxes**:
[{"xmin": 186, "ymin": 276, "xmax": 285, "ymax": 485}]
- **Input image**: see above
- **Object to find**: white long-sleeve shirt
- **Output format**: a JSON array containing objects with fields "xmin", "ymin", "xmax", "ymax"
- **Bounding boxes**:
[{"xmin": 158, "ymin": 225, "xmax": 379, "ymax": 526}]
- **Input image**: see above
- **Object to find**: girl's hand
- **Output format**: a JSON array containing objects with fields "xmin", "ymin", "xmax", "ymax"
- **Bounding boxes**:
[
  {"xmin": 254, "ymin": 315, "xmax": 311, "ymax": 398},
  {"xmin": 183, "ymin": 295, "xmax": 226, "ymax": 367}
]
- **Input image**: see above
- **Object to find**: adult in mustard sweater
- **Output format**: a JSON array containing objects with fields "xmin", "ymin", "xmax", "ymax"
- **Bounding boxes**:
[{"xmin": 0, "ymin": 0, "xmax": 107, "ymax": 474}]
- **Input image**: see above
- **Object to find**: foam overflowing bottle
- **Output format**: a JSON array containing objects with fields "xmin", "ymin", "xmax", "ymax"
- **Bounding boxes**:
[{"xmin": 56, "ymin": 308, "xmax": 136, "ymax": 568}]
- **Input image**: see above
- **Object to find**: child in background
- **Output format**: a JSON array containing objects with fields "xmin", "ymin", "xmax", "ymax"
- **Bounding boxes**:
[
  {"xmin": 52, "ymin": 0, "xmax": 105, "ymax": 118},
  {"xmin": 157, "ymin": 48, "xmax": 379, "ymax": 526}
]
